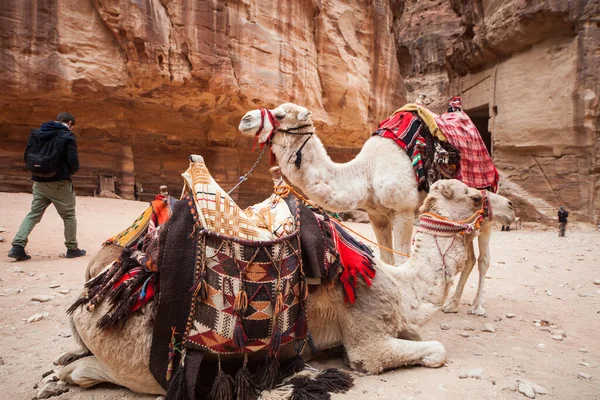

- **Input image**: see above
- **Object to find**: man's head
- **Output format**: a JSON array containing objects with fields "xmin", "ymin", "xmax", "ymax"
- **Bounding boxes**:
[
  {"xmin": 56, "ymin": 112, "xmax": 76, "ymax": 130},
  {"xmin": 560, "ymin": 206, "xmax": 565, "ymax": 210}
]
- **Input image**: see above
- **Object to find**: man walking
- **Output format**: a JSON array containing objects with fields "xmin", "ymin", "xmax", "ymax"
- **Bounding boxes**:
[
  {"xmin": 558, "ymin": 206, "xmax": 569, "ymax": 237},
  {"xmin": 8, "ymin": 113, "xmax": 86, "ymax": 261}
]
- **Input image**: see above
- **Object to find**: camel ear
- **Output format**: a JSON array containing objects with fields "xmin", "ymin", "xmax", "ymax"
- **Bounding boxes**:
[
  {"xmin": 440, "ymin": 183, "xmax": 454, "ymax": 200},
  {"xmin": 298, "ymin": 110, "xmax": 312, "ymax": 121},
  {"xmin": 420, "ymin": 196, "xmax": 436, "ymax": 213}
]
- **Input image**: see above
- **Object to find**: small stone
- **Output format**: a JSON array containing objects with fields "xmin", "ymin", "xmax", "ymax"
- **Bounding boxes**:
[
  {"xmin": 10, "ymin": 266, "xmax": 24, "ymax": 274},
  {"xmin": 593, "ymin": 280, "xmax": 600, "ymax": 285},
  {"xmin": 30, "ymin": 295, "xmax": 54, "ymax": 302},
  {"xmin": 540, "ymin": 327, "xmax": 551, "ymax": 332},
  {"xmin": 58, "ymin": 331, "xmax": 71, "ymax": 338},
  {"xmin": 578, "ymin": 362, "xmax": 590, "ymax": 368},
  {"xmin": 27, "ymin": 312, "xmax": 49, "ymax": 323},
  {"xmin": 577, "ymin": 372, "xmax": 592, "ymax": 380},
  {"xmin": 0, "ymin": 236, "xmax": 5, "ymax": 242},
  {"xmin": 530, "ymin": 382, "xmax": 548, "ymax": 395},
  {"xmin": 518, "ymin": 381, "xmax": 536, "ymax": 398},
  {"xmin": 0, "ymin": 227, "xmax": 5, "ymax": 232},
  {"xmin": 579, "ymin": 348, "xmax": 588, "ymax": 353},
  {"xmin": 59, "ymin": 289, "xmax": 70, "ymax": 295},
  {"xmin": 376, "ymin": 387, "xmax": 384, "ymax": 396},
  {"xmin": 48, "ymin": 283, "xmax": 61, "ymax": 289},
  {"xmin": 467, "ymin": 368, "xmax": 483, "ymax": 380},
  {"xmin": 459, "ymin": 332, "xmax": 470, "ymax": 338},
  {"xmin": 482, "ymin": 323, "xmax": 496, "ymax": 333},
  {"xmin": 440, "ymin": 323, "xmax": 450, "ymax": 330},
  {"xmin": 553, "ymin": 330, "xmax": 566, "ymax": 338},
  {"xmin": 545, "ymin": 290, "xmax": 552, "ymax": 296},
  {"xmin": 459, "ymin": 371, "xmax": 468, "ymax": 379},
  {"xmin": 37, "ymin": 382, "xmax": 69, "ymax": 399},
  {"xmin": 551, "ymin": 335, "xmax": 563, "ymax": 341},
  {"xmin": 506, "ymin": 313, "xmax": 516, "ymax": 318},
  {"xmin": 464, "ymin": 325, "xmax": 476, "ymax": 332},
  {"xmin": 535, "ymin": 343, "xmax": 546, "ymax": 350},
  {"xmin": 578, "ymin": 293, "xmax": 594, "ymax": 298}
]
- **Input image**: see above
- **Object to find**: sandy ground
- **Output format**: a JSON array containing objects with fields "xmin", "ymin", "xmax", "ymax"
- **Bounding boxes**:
[{"xmin": 1, "ymin": 192, "xmax": 599, "ymax": 400}]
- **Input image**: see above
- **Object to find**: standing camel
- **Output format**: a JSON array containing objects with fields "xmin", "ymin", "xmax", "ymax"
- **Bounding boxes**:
[{"xmin": 238, "ymin": 103, "xmax": 515, "ymax": 315}]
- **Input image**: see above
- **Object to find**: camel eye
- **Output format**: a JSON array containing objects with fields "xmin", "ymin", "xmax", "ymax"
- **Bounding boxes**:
[
  {"xmin": 471, "ymin": 194, "xmax": 482, "ymax": 204},
  {"xmin": 275, "ymin": 112, "xmax": 285, "ymax": 120}
]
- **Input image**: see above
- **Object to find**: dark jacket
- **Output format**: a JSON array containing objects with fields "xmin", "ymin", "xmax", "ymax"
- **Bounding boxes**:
[
  {"xmin": 558, "ymin": 209, "xmax": 569, "ymax": 222},
  {"xmin": 25, "ymin": 121, "xmax": 80, "ymax": 182}
]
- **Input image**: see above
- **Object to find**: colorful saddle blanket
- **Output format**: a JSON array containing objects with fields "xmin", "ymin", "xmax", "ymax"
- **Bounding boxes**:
[
  {"xmin": 376, "ymin": 101, "xmax": 499, "ymax": 192},
  {"xmin": 436, "ymin": 109, "xmax": 499, "ymax": 192}
]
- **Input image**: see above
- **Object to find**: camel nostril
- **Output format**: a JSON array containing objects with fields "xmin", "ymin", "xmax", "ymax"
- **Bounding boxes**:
[{"xmin": 508, "ymin": 201, "xmax": 514, "ymax": 208}]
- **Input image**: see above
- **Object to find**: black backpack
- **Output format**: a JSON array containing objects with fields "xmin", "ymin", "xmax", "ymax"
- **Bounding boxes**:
[{"xmin": 25, "ymin": 134, "xmax": 62, "ymax": 178}]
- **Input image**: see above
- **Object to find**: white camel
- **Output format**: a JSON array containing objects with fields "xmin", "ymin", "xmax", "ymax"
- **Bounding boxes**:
[
  {"xmin": 238, "ymin": 103, "xmax": 516, "ymax": 315},
  {"xmin": 57, "ymin": 179, "xmax": 506, "ymax": 395}
]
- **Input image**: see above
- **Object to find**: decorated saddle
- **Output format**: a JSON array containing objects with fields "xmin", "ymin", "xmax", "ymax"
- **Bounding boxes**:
[
  {"xmin": 69, "ymin": 156, "xmax": 372, "ymax": 399},
  {"xmin": 374, "ymin": 97, "xmax": 499, "ymax": 192}
]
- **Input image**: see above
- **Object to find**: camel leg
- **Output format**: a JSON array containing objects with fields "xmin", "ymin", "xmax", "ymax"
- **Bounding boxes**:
[
  {"xmin": 442, "ymin": 236, "xmax": 476, "ymax": 314},
  {"xmin": 55, "ymin": 313, "xmax": 91, "ymax": 366},
  {"xmin": 392, "ymin": 211, "xmax": 414, "ymax": 264},
  {"xmin": 58, "ymin": 355, "xmax": 119, "ymax": 388},
  {"xmin": 367, "ymin": 212, "xmax": 394, "ymax": 265},
  {"xmin": 346, "ymin": 338, "xmax": 447, "ymax": 374},
  {"xmin": 469, "ymin": 222, "xmax": 492, "ymax": 316}
]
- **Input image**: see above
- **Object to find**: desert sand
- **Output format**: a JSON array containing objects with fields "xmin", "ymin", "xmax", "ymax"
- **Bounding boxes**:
[{"xmin": 1, "ymin": 192, "xmax": 599, "ymax": 400}]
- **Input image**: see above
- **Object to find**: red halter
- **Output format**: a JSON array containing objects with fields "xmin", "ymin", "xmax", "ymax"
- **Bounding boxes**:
[{"xmin": 252, "ymin": 108, "xmax": 279, "ymax": 151}]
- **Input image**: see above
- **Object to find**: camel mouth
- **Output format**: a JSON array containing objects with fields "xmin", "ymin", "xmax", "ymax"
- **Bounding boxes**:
[{"xmin": 238, "ymin": 120, "xmax": 259, "ymax": 136}]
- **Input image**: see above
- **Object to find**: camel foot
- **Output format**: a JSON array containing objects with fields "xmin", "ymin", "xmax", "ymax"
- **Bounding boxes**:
[
  {"xmin": 421, "ymin": 342, "xmax": 447, "ymax": 368},
  {"xmin": 58, "ymin": 355, "xmax": 116, "ymax": 388},
  {"xmin": 442, "ymin": 302, "xmax": 460, "ymax": 314},
  {"xmin": 54, "ymin": 348, "xmax": 91, "ymax": 366},
  {"xmin": 468, "ymin": 304, "xmax": 486, "ymax": 316}
]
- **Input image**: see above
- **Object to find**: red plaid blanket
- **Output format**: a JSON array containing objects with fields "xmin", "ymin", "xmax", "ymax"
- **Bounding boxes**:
[{"xmin": 435, "ymin": 111, "xmax": 499, "ymax": 192}]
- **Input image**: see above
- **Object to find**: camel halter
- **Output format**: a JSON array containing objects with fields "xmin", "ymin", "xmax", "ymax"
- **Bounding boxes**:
[{"xmin": 252, "ymin": 108, "xmax": 314, "ymax": 169}]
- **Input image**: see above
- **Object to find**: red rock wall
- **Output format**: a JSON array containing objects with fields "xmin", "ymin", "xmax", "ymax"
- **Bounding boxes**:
[{"xmin": 0, "ymin": 0, "xmax": 404, "ymax": 205}]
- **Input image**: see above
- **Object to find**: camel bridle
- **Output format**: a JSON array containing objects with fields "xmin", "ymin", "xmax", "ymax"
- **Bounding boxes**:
[{"xmin": 254, "ymin": 108, "xmax": 314, "ymax": 169}]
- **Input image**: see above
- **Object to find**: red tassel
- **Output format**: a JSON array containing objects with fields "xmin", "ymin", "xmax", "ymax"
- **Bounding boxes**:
[{"xmin": 233, "ymin": 318, "xmax": 247, "ymax": 349}]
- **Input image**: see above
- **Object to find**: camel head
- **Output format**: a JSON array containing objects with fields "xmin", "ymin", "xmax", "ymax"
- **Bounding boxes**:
[
  {"xmin": 420, "ymin": 179, "xmax": 487, "ymax": 222},
  {"xmin": 487, "ymin": 191, "xmax": 516, "ymax": 226},
  {"xmin": 238, "ymin": 103, "xmax": 314, "ymax": 146}
]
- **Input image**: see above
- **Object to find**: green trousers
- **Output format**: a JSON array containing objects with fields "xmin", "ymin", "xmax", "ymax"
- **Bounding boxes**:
[{"xmin": 13, "ymin": 180, "xmax": 78, "ymax": 250}]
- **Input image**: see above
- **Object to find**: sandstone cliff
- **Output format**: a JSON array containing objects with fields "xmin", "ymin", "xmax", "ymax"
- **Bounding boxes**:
[
  {"xmin": 0, "ymin": 0, "xmax": 404, "ymax": 204},
  {"xmin": 394, "ymin": 0, "xmax": 599, "ymax": 222}
]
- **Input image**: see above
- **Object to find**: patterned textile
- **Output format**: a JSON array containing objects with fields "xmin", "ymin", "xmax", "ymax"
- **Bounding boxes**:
[
  {"xmin": 182, "ymin": 160, "xmax": 295, "ymax": 241},
  {"xmin": 374, "ymin": 111, "xmax": 428, "ymax": 190},
  {"xmin": 436, "ymin": 109, "xmax": 499, "ymax": 192},
  {"xmin": 396, "ymin": 103, "xmax": 446, "ymax": 141},
  {"xmin": 105, "ymin": 194, "xmax": 176, "ymax": 248},
  {"xmin": 105, "ymin": 206, "xmax": 153, "ymax": 248}
]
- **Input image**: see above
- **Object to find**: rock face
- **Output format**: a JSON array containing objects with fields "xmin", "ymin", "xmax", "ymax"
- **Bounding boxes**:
[
  {"xmin": 1, "ymin": 0, "xmax": 598, "ymax": 223},
  {"xmin": 394, "ymin": 0, "xmax": 600, "ymax": 223},
  {"xmin": 0, "ymin": 0, "xmax": 404, "ymax": 205}
]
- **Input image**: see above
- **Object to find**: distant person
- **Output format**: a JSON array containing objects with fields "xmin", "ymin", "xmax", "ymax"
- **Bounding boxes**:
[
  {"xmin": 558, "ymin": 206, "xmax": 569, "ymax": 237},
  {"xmin": 8, "ymin": 113, "xmax": 86, "ymax": 261},
  {"xmin": 501, "ymin": 224, "xmax": 511, "ymax": 232}
]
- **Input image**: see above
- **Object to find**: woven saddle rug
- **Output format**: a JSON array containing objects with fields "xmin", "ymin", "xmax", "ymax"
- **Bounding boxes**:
[{"xmin": 374, "ymin": 104, "xmax": 460, "ymax": 192}]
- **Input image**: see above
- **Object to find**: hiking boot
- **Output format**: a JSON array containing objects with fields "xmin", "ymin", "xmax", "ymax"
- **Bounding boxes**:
[
  {"xmin": 8, "ymin": 245, "xmax": 31, "ymax": 261},
  {"xmin": 66, "ymin": 248, "xmax": 86, "ymax": 258}
]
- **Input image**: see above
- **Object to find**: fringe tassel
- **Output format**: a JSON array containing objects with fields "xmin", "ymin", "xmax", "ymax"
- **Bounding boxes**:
[
  {"xmin": 166, "ymin": 327, "xmax": 178, "ymax": 382},
  {"xmin": 234, "ymin": 290, "xmax": 248, "ymax": 314},
  {"xmin": 232, "ymin": 318, "xmax": 247, "ymax": 349},
  {"xmin": 164, "ymin": 363, "xmax": 187, "ymax": 400},
  {"xmin": 273, "ymin": 292, "xmax": 283, "ymax": 319},
  {"xmin": 314, "ymin": 368, "xmax": 354, "ymax": 393},
  {"xmin": 269, "ymin": 331, "xmax": 282, "ymax": 356},
  {"xmin": 210, "ymin": 364, "xmax": 234, "ymax": 400},
  {"xmin": 66, "ymin": 293, "xmax": 89, "ymax": 315},
  {"xmin": 295, "ymin": 307, "xmax": 308, "ymax": 338},
  {"xmin": 279, "ymin": 354, "xmax": 305, "ymax": 380},
  {"xmin": 235, "ymin": 356, "xmax": 258, "ymax": 400},
  {"xmin": 255, "ymin": 356, "xmax": 280, "ymax": 390}
]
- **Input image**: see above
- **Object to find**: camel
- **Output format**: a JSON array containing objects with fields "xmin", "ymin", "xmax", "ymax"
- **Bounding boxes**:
[
  {"xmin": 238, "ymin": 103, "xmax": 516, "ymax": 316},
  {"xmin": 57, "ymin": 179, "xmax": 501, "ymax": 395}
]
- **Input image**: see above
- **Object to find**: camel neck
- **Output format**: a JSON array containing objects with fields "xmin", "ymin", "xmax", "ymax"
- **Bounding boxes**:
[{"xmin": 393, "ymin": 230, "xmax": 465, "ymax": 326}]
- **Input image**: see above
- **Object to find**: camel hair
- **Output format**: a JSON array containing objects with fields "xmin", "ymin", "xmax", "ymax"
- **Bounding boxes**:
[
  {"xmin": 238, "ymin": 103, "xmax": 516, "ymax": 316},
  {"xmin": 57, "ymin": 179, "xmax": 495, "ymax": 395}
]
